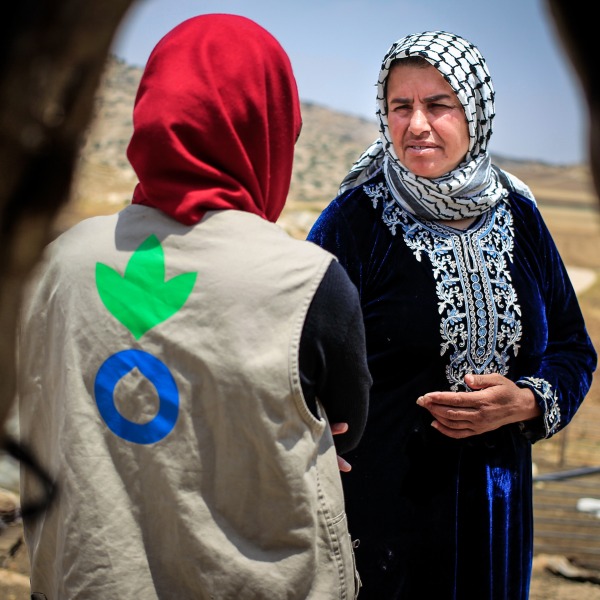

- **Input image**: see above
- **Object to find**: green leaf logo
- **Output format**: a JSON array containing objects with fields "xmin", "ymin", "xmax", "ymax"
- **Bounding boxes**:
[{"xmin": 96, "ymin": 235, "xmax": 197, "ymax": 339}]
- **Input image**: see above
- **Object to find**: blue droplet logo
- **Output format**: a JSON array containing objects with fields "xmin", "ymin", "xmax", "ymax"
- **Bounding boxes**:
[{"xmin": 95, "ymin": 349, "xmax": 179, "ymax": 444}]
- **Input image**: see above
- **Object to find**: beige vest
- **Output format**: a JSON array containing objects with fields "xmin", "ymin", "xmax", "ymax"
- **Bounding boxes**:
[{"xmin": 18, "ymin": 206, "xmax": 359, "ymax": 599}]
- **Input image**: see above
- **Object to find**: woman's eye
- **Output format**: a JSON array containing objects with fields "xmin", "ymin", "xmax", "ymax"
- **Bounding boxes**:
[{"xmin": 432, "ymin": 102, "xmax": 459, "ymax": 112}]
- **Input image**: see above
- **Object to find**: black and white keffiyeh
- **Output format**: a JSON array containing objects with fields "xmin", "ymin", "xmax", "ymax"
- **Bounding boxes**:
[{"xmin": 339, "ymin": 31, "xmax": 508, "ymax": 221}]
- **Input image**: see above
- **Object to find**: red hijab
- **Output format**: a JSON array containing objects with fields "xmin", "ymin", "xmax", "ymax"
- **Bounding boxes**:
[{"xmin": 127, "ymin": 14, "xmax": 302, "ymax": 224}]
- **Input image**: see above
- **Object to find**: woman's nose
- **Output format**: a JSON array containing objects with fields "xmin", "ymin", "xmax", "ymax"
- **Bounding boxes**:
[{"xmin": 408, "ymin": 109, "xmax": 430, "ymax": 134}]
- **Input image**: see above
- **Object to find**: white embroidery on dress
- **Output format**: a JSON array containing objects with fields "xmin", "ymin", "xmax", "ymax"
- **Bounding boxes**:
[
  {"xmin": 364, "ymin": 182, "xmax": 405, "ymax": 237},
  {"xmin": 517, "ymin": 377, "xmax": 560, "ymax": 437},
  {"xmin": 366, "ymin": 182, "xmax": 523, "ymax": 392}
]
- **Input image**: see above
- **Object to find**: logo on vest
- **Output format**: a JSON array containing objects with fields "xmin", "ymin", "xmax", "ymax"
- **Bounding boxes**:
[{"xmin": 94, "ymin": 234, "xmax": 197, "ymax": 444}]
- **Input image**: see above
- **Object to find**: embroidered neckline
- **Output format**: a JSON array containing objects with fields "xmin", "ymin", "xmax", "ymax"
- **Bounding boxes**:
[{"xmin": 364, "ymin": 181, "xmax": 522, "ymax": 391}]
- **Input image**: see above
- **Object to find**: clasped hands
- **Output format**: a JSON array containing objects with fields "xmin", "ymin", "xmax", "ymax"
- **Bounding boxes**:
[
  {"xmin": 330, "ymin": 373, "xmax": 541, "ymax": 471},
  {"xmin": 416, "ymin": 372, "xmax": 541, "ymax": 439}
]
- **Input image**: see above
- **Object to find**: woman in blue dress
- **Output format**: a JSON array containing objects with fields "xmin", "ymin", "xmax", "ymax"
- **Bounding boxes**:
[{"xmin": 308, "ymin": 30, "xmax": 597, "ymax": 599}]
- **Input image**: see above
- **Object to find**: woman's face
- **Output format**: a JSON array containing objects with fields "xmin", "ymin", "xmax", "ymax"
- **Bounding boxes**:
[{"xmin": 386, "ymin": 62, "xmax": 470, "ymax": 178}]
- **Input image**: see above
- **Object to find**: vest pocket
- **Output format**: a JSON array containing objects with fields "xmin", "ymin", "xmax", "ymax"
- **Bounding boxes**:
[{"xmin": 328, "ymin": 510, "xmax": 361, "ymax": 599}]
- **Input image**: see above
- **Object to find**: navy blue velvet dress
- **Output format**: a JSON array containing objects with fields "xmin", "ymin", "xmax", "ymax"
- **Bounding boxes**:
[{"xmin": 307, "ymin": 170, "xmax": 597, "ymax": 600}]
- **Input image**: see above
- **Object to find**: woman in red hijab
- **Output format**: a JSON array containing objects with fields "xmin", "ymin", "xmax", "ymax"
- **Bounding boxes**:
[{"xmin": 17, "ymin": 14, "xmax": 370, "ymax": 599}]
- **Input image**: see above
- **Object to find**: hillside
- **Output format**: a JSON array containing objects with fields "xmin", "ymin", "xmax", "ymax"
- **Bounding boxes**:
[
  {"xmin": 60, "ymin": 55, "xmax": 600, "ymax": 247},
  {"xmin": 60, "ymin": 56, "xmax": 380, "ymax": 234}
]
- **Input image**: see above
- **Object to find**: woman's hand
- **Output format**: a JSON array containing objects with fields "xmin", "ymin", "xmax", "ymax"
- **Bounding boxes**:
[
  {"xmin": 416, "ymin": 373, "xmax": 542, "ymax": 439},
  {"xmin": 330, "ymin": 422, "xmax": 352, "ymax": 472}
]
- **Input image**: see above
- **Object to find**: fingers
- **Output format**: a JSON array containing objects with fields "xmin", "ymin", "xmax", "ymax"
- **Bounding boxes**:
[
  {"xmin": 337, "ymin": 455, "xmax": 352, "ymax": 472},
  {"xmin": 417, "ymin": 393, "xmax": 476, "ymax": 410},
  {"xmin": 331, "ymin": 423, "xmax": 352, "ymax": 471},
  {"xmin": 417, "ymin": 374, "xmax": 519, "ymax": 438},
  {"xmin": 418, "ymin": 393, "xmax": 486, "ymax": 438},
  {"xmin": 330, "ymin": 422, "xmax": 349, "ymax": 435},
  {"xmin": 434, "ymin": 415, "xmax": 474, "ymax": 429},
  {"xmin": 430, "ymin": 420, "xmax": 476, "ymax": 439},
  {"xmin": 464, "ymin": 372, "xmax": 507, "ymax": 389}
]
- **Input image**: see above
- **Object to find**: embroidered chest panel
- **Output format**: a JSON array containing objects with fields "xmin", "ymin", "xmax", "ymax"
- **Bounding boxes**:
[{"xmin": 364, "ymin": 182, "xmax": 522, "ymax": 391}]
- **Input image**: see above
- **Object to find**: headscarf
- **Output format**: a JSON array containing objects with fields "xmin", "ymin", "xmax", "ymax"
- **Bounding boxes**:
[
  {"xmin": 339, "ymin": 31, "xmax": 507, "ymax": 221},
  {"xmin": 127, "ymin": 14, "xmax": 302, "ymax": 225}
]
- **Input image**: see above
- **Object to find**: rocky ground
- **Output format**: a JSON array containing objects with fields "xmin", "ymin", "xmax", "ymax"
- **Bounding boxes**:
[{"xmin": 530, "ymin": 556, "xmax": 600, "ymax": 599}]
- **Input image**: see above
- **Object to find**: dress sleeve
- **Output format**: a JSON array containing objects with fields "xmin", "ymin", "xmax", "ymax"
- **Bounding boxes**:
[
  {"xmin": 299, "ymin": 260, "xmax": 371, "ymax": 454},
  {"xmin": 515, "ymin": 200, "xmax": 597, "ymax": 442}
]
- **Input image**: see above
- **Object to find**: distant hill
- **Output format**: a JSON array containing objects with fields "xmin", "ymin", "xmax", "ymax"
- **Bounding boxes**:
[
  {"xmin": 70, "ymin": 56, "xmax": 380, "ymax": 215},
  {"xmin": 62, "ymin": 55, "xmax": 599, "ymax": 240}
]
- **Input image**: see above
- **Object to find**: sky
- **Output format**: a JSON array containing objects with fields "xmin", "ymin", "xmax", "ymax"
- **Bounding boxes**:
[{"xmin": 110, "ymin": 0, "xmax": 587, "ymax": 166}]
